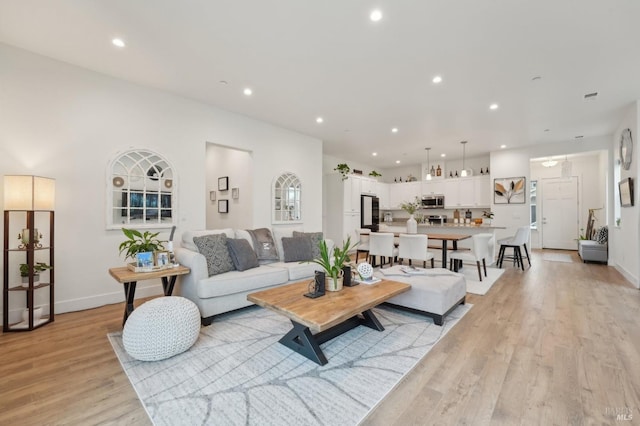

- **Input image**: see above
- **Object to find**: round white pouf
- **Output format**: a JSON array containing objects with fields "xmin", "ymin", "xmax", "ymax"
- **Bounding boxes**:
[{"xmin": 123, "ymin": 296, "xmax": 201, "ymax": 361}]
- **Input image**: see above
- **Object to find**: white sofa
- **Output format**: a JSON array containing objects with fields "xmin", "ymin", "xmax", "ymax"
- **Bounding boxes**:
[{"xmin": 175, "ymin": 227, "xmax": 333, "ymax": 325}]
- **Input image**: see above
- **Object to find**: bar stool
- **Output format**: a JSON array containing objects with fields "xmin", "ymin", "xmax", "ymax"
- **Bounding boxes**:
[{"xmin": 497, "ymin": 226, "xmax": 531, "ymax": 270}]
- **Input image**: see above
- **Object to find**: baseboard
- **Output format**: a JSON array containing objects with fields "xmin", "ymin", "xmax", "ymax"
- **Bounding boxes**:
[
  {"xmin": 613, "ymin": 263, "xmax": 639, "ymax": 289},
  {"xmin": 1, "ymin": 283, "xmax": 164, "ymax": 326}
]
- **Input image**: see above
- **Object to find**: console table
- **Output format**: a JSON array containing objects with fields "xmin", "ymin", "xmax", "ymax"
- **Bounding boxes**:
[{"xmin": 108, "ymin": 265, "xmax": 190, "ymax": 326}]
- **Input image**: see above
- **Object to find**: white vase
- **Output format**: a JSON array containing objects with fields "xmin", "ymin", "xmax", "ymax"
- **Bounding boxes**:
[{"xmin": 407, "ymin": 214, "xmax": 418, "ymax": 234}]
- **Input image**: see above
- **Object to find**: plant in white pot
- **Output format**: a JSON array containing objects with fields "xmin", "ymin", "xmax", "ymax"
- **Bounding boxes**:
[
  {"xmin": 20, "ymin": 262, "xmax": 52, "ymax": 286},
  {"xmin": 400, "ymin": 197, "xmax": 421, "ymax": 234},
  {"xmin": 310, "ymin": 237, "xmax": 357, "ymax": 292}
]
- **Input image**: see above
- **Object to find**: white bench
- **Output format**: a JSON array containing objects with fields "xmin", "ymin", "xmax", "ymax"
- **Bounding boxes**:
[{"xmin": 376, "ymin": 267, "xmax": 467, "ymax": 326}]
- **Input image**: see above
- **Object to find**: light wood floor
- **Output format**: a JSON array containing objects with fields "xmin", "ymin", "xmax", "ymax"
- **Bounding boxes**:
[{"xmin": 1, "ymin": 250, "xmax": 638, "ymax": 425}]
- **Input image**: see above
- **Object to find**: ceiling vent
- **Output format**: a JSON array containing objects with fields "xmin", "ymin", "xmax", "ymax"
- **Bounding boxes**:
[{"xmin": 583, "ymin": 92, "xmax": 598, "ymax": 100}]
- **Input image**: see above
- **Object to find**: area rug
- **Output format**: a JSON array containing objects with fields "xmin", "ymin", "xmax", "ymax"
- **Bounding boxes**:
[
  {"xmin": 108, "ymin": 303, "xmax": 471, "ymax": 426},
  {"xmin": 459, "ymin": 266, "xmax": 504, "ymax": 295},
  {"xmin": 542, "ymin": 252, "xmax": 573, "ymax": 263}
]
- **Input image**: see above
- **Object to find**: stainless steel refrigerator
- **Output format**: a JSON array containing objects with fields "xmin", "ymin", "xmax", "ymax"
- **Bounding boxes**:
[{"xmin": 360, "ymin": 195, "xmax": 380, "ymax": 232}]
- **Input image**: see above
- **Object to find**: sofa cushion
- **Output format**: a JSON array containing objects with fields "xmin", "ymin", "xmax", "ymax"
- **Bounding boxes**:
[
  {"xmin": 292, "ymin": 231, "xmax": 323, "ymax": 259},
  {"xmin": 193, "ymin": 234, "xmax": 235, "ymax": 276},
  {"xmin": 182, "ymin": 229, "xmax": 234, "ymax": 252},
  {"xmin": 195, "ymin": 265, "xmax": 289, "ymax": 298},
  {"xmin": 593, "ymin": 226, "xmax": 608, "ymax": 244},
  {"xmin": 226, "ymin": 238, "xmax": 260, "ymax": 271},
  {"xmin": 265, "ymin": 261, "xmax": 319, "ymax": 282},
  {"xmin": 247, "ymin": 228, "xmax": 279, "ymax": 262},
  {"xmin": 272, "ymin": 226, "xmax": 305, "ymax": 261},
  {"xmin": 282, "ymin": 236, "xmax": 314, "ymax": 262}
]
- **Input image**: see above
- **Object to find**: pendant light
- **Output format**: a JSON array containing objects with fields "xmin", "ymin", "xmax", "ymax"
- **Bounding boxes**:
[
  {"xmin": 425, "ymin": 147, "xmax": 433, "ymax": 180},
  {"xmin": 460, "ymin": 141, "xmax": 471, "ymax": 177},
  {"xmin": 541, "ymin": 158, "xmax": 558, "ymax": 167}
]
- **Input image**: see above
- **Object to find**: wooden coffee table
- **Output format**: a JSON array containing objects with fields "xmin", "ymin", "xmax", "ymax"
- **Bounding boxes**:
[{"xmin": 247, "ymin": 279, "xmax": 410, "ymax": 365}]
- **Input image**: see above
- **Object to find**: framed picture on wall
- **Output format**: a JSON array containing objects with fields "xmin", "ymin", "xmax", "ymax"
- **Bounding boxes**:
[
  {"xmin": 218, "ymin": 199, "xmax": 229, "ymax": 213},
  {"xmin": 218, "ymin": 176, "xmax": 229, "ymax": 191},
  {"xmin": 494, "ymin": 177, "xmax": 526, "ymax": 204}
]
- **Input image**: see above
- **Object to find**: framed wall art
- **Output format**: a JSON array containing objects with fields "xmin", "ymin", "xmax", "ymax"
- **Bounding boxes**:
[
  {"xmin": 494, "ymin": 177, "xmax": 526, "ymax": 204},
  {"xmin": 218, "ymin": 199, "xmax": 229, "ymax": 213},
  {"xmin": 218, "ymin": 176, "xmax": 229, "ymax": 191}
]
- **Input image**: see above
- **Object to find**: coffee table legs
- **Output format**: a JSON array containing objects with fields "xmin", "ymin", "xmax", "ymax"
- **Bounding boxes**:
[
  {"xmin": 122, "ymin": 281, "xmax": 137, "ymax": 326},
  {"xmin": 279, "ymin": 309, "xmax": 385, "ymax": 366}
]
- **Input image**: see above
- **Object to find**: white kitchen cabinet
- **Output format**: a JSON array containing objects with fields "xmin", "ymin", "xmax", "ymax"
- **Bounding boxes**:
[
  {"xmin": 342, "ymin": 175, "xmax": 362, "ymax": 213},
  {"xmin": 360, "ymin": 177, "xmax": 375, "ymax": 195},
  {"xmin": 474, "ymin": 175, "xmax": 491, "ymax": 207},
  {"xmin": 375, "ymin": 182, "xmax": 390, "ymax": 209},
  {"xmin": 422, "ymin": 180, "xmax": 445, "ymax": 196},
  {"xmin": 389, "ymin": 182, "xmax": 420, "ymax": 209},
  {"xmin": 458, "ymin": 178, "xmax": 475, "ymax": 206}
]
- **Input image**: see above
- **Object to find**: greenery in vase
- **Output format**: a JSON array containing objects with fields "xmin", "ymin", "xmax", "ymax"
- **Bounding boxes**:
[
  {"xmin": 118, "ymin": 228, "xmax": 165, "ymax": 261},
  {"xmin": 400, "ymin": 197, "xmax": 421, "ymax": 215},
  {"xmin": 334, "ymin": 163, "xmax": 350, "ymax": 181},
  {"xmin": 19, "ymin": 262, "xmax": 52, "ymax": 277},
  {"xmin": 482, "ymin": 211, "xmax": 494, "ymax": 219},
  {"xmin": 309, "ymin": 236, "xmax": 357, "ymax": 281}
]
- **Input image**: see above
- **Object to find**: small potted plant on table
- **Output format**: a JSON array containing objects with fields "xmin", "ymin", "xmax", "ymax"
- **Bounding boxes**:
[
  {"xmin": 119, "ymin": 228, "xmax": 165, "ymax": 271},
  {"xmin": 310, "ymin": 237, "xmax": 357, "ymax": 292}
]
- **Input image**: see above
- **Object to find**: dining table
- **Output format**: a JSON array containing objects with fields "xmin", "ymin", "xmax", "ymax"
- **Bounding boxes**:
[{"xmin": 374, "ymin": 231, "xmax": 472, "ymax": 268}]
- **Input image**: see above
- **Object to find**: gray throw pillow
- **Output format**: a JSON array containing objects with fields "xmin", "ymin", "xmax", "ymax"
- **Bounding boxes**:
[
  {"xmin": 282, "ymin": 236, "xmax": 314, "ymax": 262},
  {"xmin": 292, "ymin": 231, "xmax": 323, "ymax": 259},
  {"xmin": 226, "ymin": 238, "xmax": 260, "ymax": 271},
  {"xmin": 193, "ymin": 234, "xmax": 235, "ymax": 276},
  {"xmin": 247, "ymin": 228, "xmax": 279, "ymax": 261}
]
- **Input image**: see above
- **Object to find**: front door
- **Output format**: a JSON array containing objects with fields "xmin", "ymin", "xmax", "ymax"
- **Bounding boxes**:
[{"xmin": 541, "ymin": 177, "xmax": 578, "ymax": 250}]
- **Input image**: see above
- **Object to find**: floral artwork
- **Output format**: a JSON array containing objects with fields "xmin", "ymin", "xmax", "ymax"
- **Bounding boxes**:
[{"xmin": 494, "ymin": 177, "xmax": 526, "ymax": 204}]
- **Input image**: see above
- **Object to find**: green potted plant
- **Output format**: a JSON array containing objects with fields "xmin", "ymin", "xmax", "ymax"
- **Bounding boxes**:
[
  {"xmin": 334, "ymin": 163, "xmax": 350, "ymax": 181},
  {"xmin": 20, "ymin": 262, "xmax": 52, "ymax": 285},
  {"xmin": 482, "ymin": 210, "xmax": 494, "ymax": 225},
  {"xmin": 310, "ymin": 236, "xmax": 357, "ymax": 291},
  {"xmin": 369, "ymin": 170, "xmax": 382, "ymax": 179},
  {"xmin": 118, "ymin": 228, "xmax": 165, "ymax": 265}
]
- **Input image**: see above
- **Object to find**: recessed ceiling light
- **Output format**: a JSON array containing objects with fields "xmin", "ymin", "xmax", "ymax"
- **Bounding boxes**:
[
  {"xmin": 395, "ymin": 160, "xmax": 400, "ymax": 164},
  {"xmin": 372, "ymin": 152, "xmax": 378, "ymax": 156},
  {"xmin": 489, "ymin": 103, "xmax": 499, "ymax": 110},
  {"xmin": 370, "ymin": 9, "xmax": 383, "ymax": 22},
  {"xmin": 112, "ymin": 38, "xmax": 125, "ymax": 48},
  {"xmin": 432, "ymin": 75, "xmax": 442, "ymax": 84},
  {"xmin": 391, "ymin": 127, "xmax": 398, "ymax": 133},
  {"xmin": 316, "ymin": 117, "xmax": 324, "ymax": 124},
  {"xmin": 440, "ymin": 153, "xmax": 446, "ymax": 157},
  {"xmin": 500, "ymin": 144, "xmax": 507, "ymax": 149},
  {"xmin": 243, "ymin": 88, "xmax": 252, "ymax": 96}
]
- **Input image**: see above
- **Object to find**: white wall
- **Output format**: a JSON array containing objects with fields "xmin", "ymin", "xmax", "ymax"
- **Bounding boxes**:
[
  {"xmin": 0, "ymin": 44, "xmax": 323, "ymax": 323},
  {"xmin": 490, "ymin": 136, "xmax": 612, "ymax": 244},
  {"xmin": 205, "ymin": 144, "xmax": 253, "ymax": 229},
  {"xmin": 529, "ymin": 152, "xmax": 606, "ymax": 249},
  {"xmin": 610, "ymin": 102, "xmax": 639, "ymax": 287}
]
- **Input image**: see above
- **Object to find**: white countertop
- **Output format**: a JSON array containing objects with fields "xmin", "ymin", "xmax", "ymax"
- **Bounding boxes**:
[{"xmin": 380, "ymin": 222, "xmax": 505, "ymax": 230}]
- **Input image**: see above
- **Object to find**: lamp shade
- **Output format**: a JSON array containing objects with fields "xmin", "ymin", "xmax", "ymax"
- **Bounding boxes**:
[{"xmin": 4, "ymin": 175, "xmax": 55, "ymax": 210}]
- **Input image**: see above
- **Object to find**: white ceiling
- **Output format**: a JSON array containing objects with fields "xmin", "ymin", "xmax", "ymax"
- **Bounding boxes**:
[{"xmin": 2, "ymin": 1, "xmax": 640, "ymax": 167}]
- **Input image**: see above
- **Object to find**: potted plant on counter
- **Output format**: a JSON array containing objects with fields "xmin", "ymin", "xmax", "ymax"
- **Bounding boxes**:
[
  {"xmin": 400, "ymin": 197, "xmax": 421, "ymax": 234},
  {"xmin": 310, "ymin": 236, "xmax": 357, "ymax": 292},
  {"xmin": 482, "ymin": 211, "xmax": 494, "ymax": 225}
]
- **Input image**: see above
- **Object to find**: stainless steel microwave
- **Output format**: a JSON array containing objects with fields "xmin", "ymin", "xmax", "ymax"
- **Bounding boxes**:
[{"xmin": 421, "ymin": 194, "xmax": 445, "ymax": 209}]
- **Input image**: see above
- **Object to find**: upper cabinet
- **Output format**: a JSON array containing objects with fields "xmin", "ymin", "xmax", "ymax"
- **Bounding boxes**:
[
  {"xmin": 422, "ymin": 180, "xmax": 445, "ymax": 195},
  {"xmin": 444, "ymin": 176, "xmax": 491, "ymax": 208}
]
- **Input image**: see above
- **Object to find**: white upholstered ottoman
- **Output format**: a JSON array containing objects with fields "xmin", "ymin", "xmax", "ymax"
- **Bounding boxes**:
[
  {"xmin": 377, "ymin": 267, "xmax": 467, "ymax": 326},
  {"xmin": 123, "ymin": 296, "xmax": 201, "ymax": 361}
]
